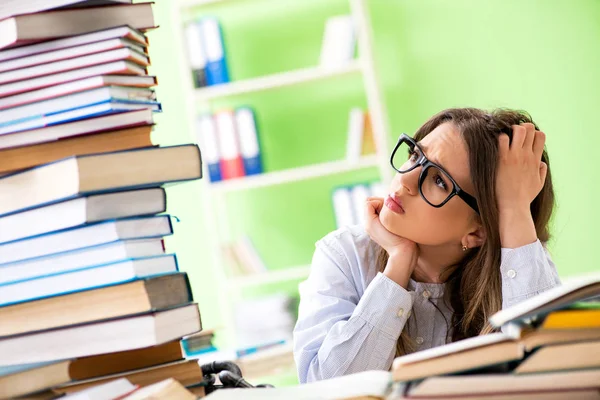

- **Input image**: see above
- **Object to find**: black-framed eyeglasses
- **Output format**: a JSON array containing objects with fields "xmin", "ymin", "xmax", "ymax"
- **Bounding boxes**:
[{"xmin": 390, "ymin": 134, "xmax": 479, "ymax": 214}]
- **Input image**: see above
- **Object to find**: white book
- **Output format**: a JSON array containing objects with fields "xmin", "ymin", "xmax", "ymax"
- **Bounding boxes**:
[
  {"xmin": 215, "ymin": 110, "xmax": 241, "ymax": 162},
  {"xmin": 0, "ymin": 238, "xmax": 164, "ymax": 286},
  {"xmin": 345, "ymin": 108, "xmax": 365, "ymax": 162},
  {"xmin": 0, "ymin": 86, "xmax": 155, "ymax": 126},
  {"xmin": 393, "ymin": 332, "xmax": 512, "ymax": 367},
  {"xmin": 0, "ymin": 25, "xmax": 146, "ymax": 63},
  {"xmin": 196, "ymin": 114, "xmax": 220, "ymax": 167},
  {"xmin": 0, "ymin": 304, "xmax": 200, "ymax": 366},
  {"xmin": 63, "ymin": 378, "xmax": 137, "ymax": 400},
  {"xmin": 332, "ymin": 187, "xmax": 356, "ymax": 228},
  {"xmin": 489, "ymin": 273, "xmax": 600, "ymax": 328},
  {"xmin": 0, "ymin": 1, "xmax": 134, "ymax": 23},
  {"xmin": 0, "ymin": 188, "xmax": 165, "ymax": 245},
  {"xmin": 202, "ymin": 17, "xmax": 225, "ymax": 64},
  {"xmin": 0, "ymin": 215, "xmax": 172, "ymax": 265},
  {"xmin": 202, "ymin": 370, "xmax": 391, "ymax": 400},
  {"xmin": 184, "ymin": 22, "xmax": 207, "ymax": 70},
  {"xmin": 350, "ymin": 184, "xmax": 370, "ymax": 226},
  {"xmin": 122, "ymin": 378, "xmax": 195, "ymax": 400},
  {"xmin": 0, "ymin": 60, "xmax": 146, "ymax": 98},
  {"xmin": 0, "ymin": 48, "xmax": 149, "ymax": 85},
  {"xmin": 235, "ymin": 107, "xmax": 260, "ymax": 160},
  {"xmin": 0, "ymin": 75, "xmax": 156, "ymax": 111},
  {"xmin": 0, "ymin": 108, "xmax": 153, "ymax": 149},
  {"xmin": 0, "ymin": 254, "xmax": 178, "ymax": 306},
  {"xmin": 319, "ymin": 15, "xmax": 356, "ymax": 67},
  {"xmin": 0, "ymin": 101, "xmax": 159, "ymax": 136},
  {"xmin": 0, "ymin": 38, "xmax": 145, "ymax": 74}
]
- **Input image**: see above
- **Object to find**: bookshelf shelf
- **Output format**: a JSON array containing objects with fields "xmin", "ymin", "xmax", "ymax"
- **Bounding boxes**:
[
  {"xmin": 227, "ymin": 265, "xmax": 311, "ymax": 289},
  {"xmin": 210, "ymin": 155, "xmax": 379, "ymax": 193},
  {"xmin": 176, "ymin": 0, "xmax": 229, "ymax": 9},
  {"xmin": 194, "ymin": 61, "xmax": 363, "ymax": 101}
]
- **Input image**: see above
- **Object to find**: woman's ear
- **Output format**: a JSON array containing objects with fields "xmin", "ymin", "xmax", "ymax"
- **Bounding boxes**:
[{"xmin": 462, "ymin": 224, "xmax": 486, "ymax": 249}]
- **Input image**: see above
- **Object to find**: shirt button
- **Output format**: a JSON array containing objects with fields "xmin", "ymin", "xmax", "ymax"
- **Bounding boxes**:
[
  {"xmin": 415, "ymin": 336, "xmax": 424, "ymax": 345},
  {"xmin": 507, "ymin": 269, "xmax": 517, "ymax": 279},
  {"xmin": 422, "ymin": 290, "xmax": 431, "ymax": 299},
  {"xmin": 397, "ymin": 308, "xmax": 404, "ymax": 317},
  {"xmin": 406, "ymin": 309, "xmax": 412, "ymax": 318}
]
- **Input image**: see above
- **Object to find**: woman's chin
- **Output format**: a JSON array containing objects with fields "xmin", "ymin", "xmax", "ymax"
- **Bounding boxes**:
[{"xmin": 380, "ymin": 207, "xmax": 404, "ymax": 236}]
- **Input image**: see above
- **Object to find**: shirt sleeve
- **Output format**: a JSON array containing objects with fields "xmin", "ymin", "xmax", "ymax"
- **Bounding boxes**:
[
  {"xmin": 500, "ymin": 239, "xmax": 561, "ymax": 311},
  {"xmin": 293, "ymin": 237, "xmax": 413, "ymax": 383}
]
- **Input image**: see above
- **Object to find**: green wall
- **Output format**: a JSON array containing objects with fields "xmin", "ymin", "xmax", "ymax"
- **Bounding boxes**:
[{"xmin": 146, "ymin": 0, "xmax": 600, "ymax": 356}]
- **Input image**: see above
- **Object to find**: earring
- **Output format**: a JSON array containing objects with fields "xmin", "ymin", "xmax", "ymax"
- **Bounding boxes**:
[{"xmin": 462, "ymin": 245, "xmax": 468, "ymax": 252}]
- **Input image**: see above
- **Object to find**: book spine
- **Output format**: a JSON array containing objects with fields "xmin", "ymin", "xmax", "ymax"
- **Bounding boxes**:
[
  {"xmin": 184, "ymin": 21, "xmax": 207, "ymax": 88},
  {"xmin": 196, "ymin": 114, "xmax": 221, "ymax": 182},
  {"xmin": 235, "ymin": 107, "xmax": 263, "ymax": 175},
  {"xmin": 345, "ymin": 107, "xmax": 365, "ymax": 162},
  {"xmin": 201, "ymin": 18, "xmax": 230, "ymax": 85},
  {"xmin": 319, "ymin": 15, "xmax": 356, "ymax": 67},
  {"xmin": 215, "ymin": 110, "xmax": 245, "ymax": 179},
  {"xmin": 350, "ymin": 184, "xmax": 370, "ymax": 226},
  {"xmin": 331, "ymin": 186, "xmax": 355, "ymax": 228}
]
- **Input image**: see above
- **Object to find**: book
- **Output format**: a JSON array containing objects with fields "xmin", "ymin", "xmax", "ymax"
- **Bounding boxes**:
[
  {"xmin": 513, "ymin": 340, "xmax": 600, "ymax": 374},
  {"xmin": 0, "ymin": 3, "xmax": 155, "ymax": 50},
  {"xmin": 0, "ymin": 273, "xmax": 190, "ymax": 337},
  {"xmin": 121, "ymin": 378, "xmax": 196, "ymax": 400},
  {"xmin": 0, "ymin": 124, "xmax": 153, "ymax": 173},
  {"xmin": 201, "ymin": 370, "xmax": 391, "ymax": 400},
  {"xmin": 1, "ymin": 340, "xmax": 183, "ymax": 398},
  {"xmin": 0, "ymin": 215, "xmax": 172, "ymax": 265},
  {"xmin": 0, "ymin": 100, "xmax": 160, "ymax": 136},
  {"xmin": 196, "ymin": 114, "xmax": 221, "ymax": 182},
  {"xmin": 319, "ymin": 15, "xmax": 356, "ymax": 67},
  {"xmin": 0, "ymin": 1, "xmax": 134, "ymax": 21},
  {"xmin": 235, "ymin": 107, "xmax": 263, "ymax": 175},
  {"xmin": 184, "ymin": 21, "xmax": 207, "ymax": 88},
  {"xmin": 0, "ymin": 37, "xmax": 146, "ymax": 74},
  {"xmin": 0, "ymin": 236, "xmax": 163, "ymax": 284},
  {"xmin": 391, "ymin": 332, "xmax": 524, "ymax": 382},
  {"xmin": 215, "ymin": 110, "xmax": 244, "ymax": 179},
  {"xmin": 0, "ymin": 86, "xmax": 155, "ymax": 126},
  {"xmin": 201, "ymin": 18, "xmax": 230, "ymax": 85},
  {"xmin": 0, "ymin": 26, "xmax": 147, "ymax": 64},
  {"xmin": 540, "ymin": 308, "xmax": 600, "ymax": 329},
  {"xmin": 332, "ymin": 186, "xmax": 355, "ymax": 228},
  {"xmin": 61, "ymin": 379, "xmax": 138, "ymax": 400},
  {"xmin": 0, "ymin": 188, "xmax": 165, "ymax": 245},
  {"xmin": 345, "ymin": 107, "xmax": 365, "ymax": 162},
  {"xmin": 0, "ymin": 144, "xmax": 201, "ymax": 217},
  {"xmin": 0, "ymin": 303, "xmax": 201, "ymax": 366},
  {"xmin": 350, "ymin": 184, "xmax": 370, "ymax": 226},
  {"xmin": 0, "ymin": 254, "xmax": 178, "ymax": 306},
  {"xmin": 489, "ymin": 273, "xmax": 600, "ymax": 328},
  {"xmin": 55, "ymin": 359, "xmax": 204, "ymax": 394},
  {"xmin": 0, "ymin": 75, "xmax": 156, "ymax": 110},
  {"xmin": 0, "ymin": 60, "xmax": 146, "ymax": 98},
  {"xmin": 0, "ymin": 47, "xmax": 149, "ymax": 86},
  {"xmin": 406, "ymin": 369, "xmax": 600, "ymax": 397},
  {"xmin": 0, "ymin": 108, "xmax": 154, "ymax": 149}
]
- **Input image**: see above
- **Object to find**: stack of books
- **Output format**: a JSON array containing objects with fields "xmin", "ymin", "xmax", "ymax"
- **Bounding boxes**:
[
  {"xmin": 199, "ymin": 274, "xmax": 600, "ymax": 400},
  {"xmin": 0, "ymin": 1, "xmax": 208, "ymax": 399}
]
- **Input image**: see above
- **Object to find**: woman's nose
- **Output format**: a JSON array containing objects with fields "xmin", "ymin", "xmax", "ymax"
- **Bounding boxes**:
[{"xmin": 395, "ymin": 167, "xmax": 420, "ymax": 195}]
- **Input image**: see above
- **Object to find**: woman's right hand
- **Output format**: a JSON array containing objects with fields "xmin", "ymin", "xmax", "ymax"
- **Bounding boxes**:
[{"xmin": 364, "ymin": 197, "xmax": 419, "ymax": 288}]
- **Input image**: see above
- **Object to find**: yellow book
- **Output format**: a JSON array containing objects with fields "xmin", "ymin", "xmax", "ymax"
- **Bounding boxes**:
[{"xmin": 541, "ymin": 309, "xmax": 600, "ymax": 329}]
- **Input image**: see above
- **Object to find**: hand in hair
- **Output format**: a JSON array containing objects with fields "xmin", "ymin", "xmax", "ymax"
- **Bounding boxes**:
[
  {"xmin": 496, "ymin": 122, "xmax": 548, "ymax": 248},
  {"xmin": 365, "ymin": 197, "xmax": 418, "ymax": 288}
]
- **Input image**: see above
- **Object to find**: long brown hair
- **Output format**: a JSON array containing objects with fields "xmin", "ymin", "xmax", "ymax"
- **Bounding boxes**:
[{"xmin": 376, "ymin": 108, "xmax": 555, "ymax": 356}]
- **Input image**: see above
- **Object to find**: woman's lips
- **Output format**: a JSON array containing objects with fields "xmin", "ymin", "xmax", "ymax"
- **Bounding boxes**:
[{"xmin": 384, "ymin": 194, "xmax": 405, "ymax": 214}]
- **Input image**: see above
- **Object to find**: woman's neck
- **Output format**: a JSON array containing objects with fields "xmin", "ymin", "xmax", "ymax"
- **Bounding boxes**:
[{"xmin": 411, "ymin": 242, "xmax": 463, "ymax": 284}]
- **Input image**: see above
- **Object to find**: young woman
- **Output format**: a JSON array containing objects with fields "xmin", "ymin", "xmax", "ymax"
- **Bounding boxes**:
[{"xmin": 293, "ymin": 108, "xmax": 561, "ymax": 383}]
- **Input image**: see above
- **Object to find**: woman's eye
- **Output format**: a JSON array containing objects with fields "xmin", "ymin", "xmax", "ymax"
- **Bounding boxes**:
[
  {"xmin": 408, "ymin": 150, "xmax": 418, "ymax": 162},
  {"xmin": 434, "ymin": 175, "xmax": 447, "ymax": 190}
]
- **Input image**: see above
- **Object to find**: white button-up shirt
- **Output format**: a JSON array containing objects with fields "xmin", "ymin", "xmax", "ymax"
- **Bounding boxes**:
[{"xmin": 293, "ymin": 225, "xmax": 561, "ymax": 383}]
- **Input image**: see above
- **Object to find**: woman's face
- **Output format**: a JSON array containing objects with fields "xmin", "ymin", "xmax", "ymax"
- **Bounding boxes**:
[{"xmin": 380, "ymin": 122, "xmax": 479, "ymax": 246}]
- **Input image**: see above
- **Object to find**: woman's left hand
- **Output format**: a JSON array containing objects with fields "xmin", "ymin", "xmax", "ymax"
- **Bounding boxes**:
[{"xmin": 496, "ymin": 122, "xmax": 548, "ymax": 213}]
